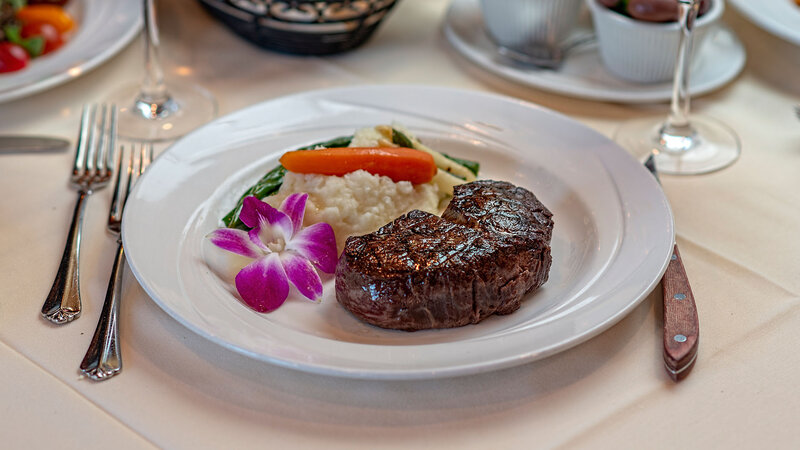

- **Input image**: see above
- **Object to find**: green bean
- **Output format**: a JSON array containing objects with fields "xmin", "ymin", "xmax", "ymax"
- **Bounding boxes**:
[{"xmin": 442, "ymin": 153, "xmax": 479, "ymax": 177}]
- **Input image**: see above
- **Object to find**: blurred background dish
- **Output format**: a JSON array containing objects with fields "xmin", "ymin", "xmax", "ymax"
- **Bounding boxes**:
[
  {"xmin": 443, "ymin": 0, "xmax": 745, "ymax": 103},
  {"xmin": 0, "ymin": 0, "xmax": 142, "ymax": 103},
  {"xmin": 728, "ymin": 0, "xmax": 800, "ymax": 47},
  {"xmin": 198, "ymin": 0, "xmax": 399, "ymax": 55}
]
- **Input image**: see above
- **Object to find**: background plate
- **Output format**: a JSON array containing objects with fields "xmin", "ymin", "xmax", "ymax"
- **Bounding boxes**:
[
  {"xmin": 729, "ymin": 0, "xmax": 800, "ymax": 46},
  {"xmin": 122, "ymin": 85, "xmax": 674, "ymax": 379},
  {"xmin": 443, "ymin": 0, "xmax": 746, "ymax": 104},
  {"xmin": 0, "ymin": 0, "xmax": 142, "ymax": 103}
]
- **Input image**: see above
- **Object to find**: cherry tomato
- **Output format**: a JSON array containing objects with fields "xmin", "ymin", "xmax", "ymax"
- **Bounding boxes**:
[
  {"xmin": 21, "ymin": 22, "xmax": 64, "ymax": 54},
  {"xmin": 16, "ymin": 5, "xmax": 75, "ymax": 33},
  {"xmin": 0, "ymin": 42, "xmax": 30, "ymax": 73}
]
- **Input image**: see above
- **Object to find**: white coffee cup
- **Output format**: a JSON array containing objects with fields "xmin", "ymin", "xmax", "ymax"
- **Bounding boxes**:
[{"xmin": 480, "ymin": 0, "xmax": 584, "ymax": 61}]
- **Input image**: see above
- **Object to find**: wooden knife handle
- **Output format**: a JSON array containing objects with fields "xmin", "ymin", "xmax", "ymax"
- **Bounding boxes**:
[{"xmin": 662, "ymin": 245, "xmax": 699, "ymax": 381}]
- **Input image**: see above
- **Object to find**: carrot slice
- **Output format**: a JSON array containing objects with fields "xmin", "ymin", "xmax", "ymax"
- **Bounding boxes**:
[{"xmin": 279, "ymin": 147, "xmax": 437, "ymax": 184}]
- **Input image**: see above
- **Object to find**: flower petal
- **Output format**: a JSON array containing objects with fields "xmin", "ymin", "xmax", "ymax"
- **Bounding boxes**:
[
  {"xmin": 239, "ymin": 196, "xmax": 293, "ymax": 241},
  {"xmin": 281, "ymin": 252, "xmax": 323, "ymax": 302},
  {"xmin": 286, "ymin": 222, "xmax": 338, "ymax": 273},
  {"xmin": 279, "ymin": 193, "xmax": 308, "ymax": 237},
  {"xmin": 234, "ymin": 253, "xmax": 289, "ymax": 313},
  {"xmin": 208, "ymin": 228, "xmax": 262, "ymax": 259}
]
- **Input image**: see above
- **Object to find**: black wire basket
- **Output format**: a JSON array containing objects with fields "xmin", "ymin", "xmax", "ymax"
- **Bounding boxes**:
[{"xmin": 199, "ymin": 0, "xmax": 400, "ymax": 55}]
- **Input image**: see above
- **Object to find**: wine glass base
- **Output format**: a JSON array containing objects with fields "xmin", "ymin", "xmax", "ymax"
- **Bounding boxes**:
[
  {"xmin": 110, "ymin": 81, "xmax": 217, "ymax": 142},
  {"xmin": 614, "ymin": 114, "xmax": 741, "ymax": 175}
]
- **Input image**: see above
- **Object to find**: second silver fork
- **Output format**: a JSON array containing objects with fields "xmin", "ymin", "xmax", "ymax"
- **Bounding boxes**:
[
  {"xmin": 42, "ymin": 104, "xmax": 117, "ymax": 324},
  {"xmin": 80, "ymin": 143, "xmax": 154, "ymax": 381}
]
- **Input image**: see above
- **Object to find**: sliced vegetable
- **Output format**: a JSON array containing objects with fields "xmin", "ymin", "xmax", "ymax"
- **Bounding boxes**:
[
  {"xmin": 16, "ymin": 4, "xmax": 74, "ymax": 33},
  {"xmin": 280, "ymin": 147, "xmax": 437, "ymax": 184},
  {"xmin": 21, "ymin": 22, "xmax": 62, "ymax": 54},
  {"xmin": 391, "ymin": 127, "xmax": 414, "ymax": 148},
  {"xmin": 391, "ymin": 127, "xmax": 477, "ymax": 182},
  {"xmin": 431, "ymin": 169, "xmax": 467, "ymax": 196},
  {"xmin": 5, "ymin": 0, "xmax": 27, "ymax": 10},
  {"xmin": 0, "ymin": 42, "xmax": 28, "ymax": 73},
  {"xmin": 3, "ymin": 24, "xmax": 44, "ymax": 58},
  {"xmin": 442, "ymin": 153, "xmax": 479, "ymax": 177}
]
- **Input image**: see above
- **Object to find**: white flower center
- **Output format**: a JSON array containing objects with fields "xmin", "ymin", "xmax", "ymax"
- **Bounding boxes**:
[{"xmin": 267, "ymin": 237, "xmax": 286, "ymax": 253}]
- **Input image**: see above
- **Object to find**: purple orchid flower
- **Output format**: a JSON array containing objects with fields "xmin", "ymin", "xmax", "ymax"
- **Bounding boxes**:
[{"xmin": 208, "ymin": 193, "xmax": 337, "ymax": 313}]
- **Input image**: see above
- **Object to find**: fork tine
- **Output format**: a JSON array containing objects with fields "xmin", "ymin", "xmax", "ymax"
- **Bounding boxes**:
[
  {"xmin": 122, "ymin": 144, "xmax": 136, "ymax": 210},
  {"xmin": 140, "ymin": 143, "xmax": 154, "ymax": 177},
  {"xmin": 73, "ymin": 105, "xmax": 93, "ymax": 176},
  {"xmin": 146, "ymin": 143, "xmax": 154, "ymax": 167},
  {"xmin": 106, "ymin": 105, "xmax": 118, "ymax": 178},
  {"xmin": 96, "ymin": 104, "xmax": 108, "ymax": 174},
  {"xmin": 84, "ymin": 104, "xmax": 98, "ymax": 174},
  {"xmin": 108, "ymin": 144, "xmax": 126, "ymax": 227}
]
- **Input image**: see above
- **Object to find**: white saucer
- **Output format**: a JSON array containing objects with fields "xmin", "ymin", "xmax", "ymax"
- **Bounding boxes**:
[{"xmin": 443, "ymin": 0, "xmax": 746, "ymax": 103}]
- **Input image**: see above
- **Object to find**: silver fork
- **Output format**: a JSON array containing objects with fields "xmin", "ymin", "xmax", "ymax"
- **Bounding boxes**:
[
  {"xmin": 80, "ymin": 142, "xmax": 154, "ymax": 381},
  {"xmin": 41, "ymin": 104, "xmax": 117, "ymax": 324}
]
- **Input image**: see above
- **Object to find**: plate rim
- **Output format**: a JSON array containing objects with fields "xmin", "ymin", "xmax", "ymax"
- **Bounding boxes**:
[
  {"xmin": 729, "ymin": 0, "xmax": 800, "ymax": 47},
  {"xmin": 443, "ymin": 0, "xmax": 746, "ymax": 104},
  {"xmin": 0, "ymin": 0, "xmax": 143, "ymax": 103},
  {"xmin": 122, "ymin": 84, "xmax": 675, "ymax": 379}
]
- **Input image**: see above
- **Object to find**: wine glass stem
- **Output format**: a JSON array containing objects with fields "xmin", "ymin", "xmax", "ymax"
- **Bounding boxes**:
[
  {"xmin": 660, "ymin": 0, "xmax": 699, "ymax": 151},
  {"xmin": 139, "ymin": 0, "xmax": 168, "ymax": 106}
]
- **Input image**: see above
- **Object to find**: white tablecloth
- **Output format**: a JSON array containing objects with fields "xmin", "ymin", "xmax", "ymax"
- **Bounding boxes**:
[{"xmin": 2, "ymin": 1, "xmax": 799, "ymax": 448}]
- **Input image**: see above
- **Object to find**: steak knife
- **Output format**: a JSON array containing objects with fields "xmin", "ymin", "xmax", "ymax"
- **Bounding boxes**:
[
  {"xmin": 644, "ymin": 155, "xmax": 700, "ymax": 381},
  {"xmin": 0, "ymin": 136, "xmax": 70, "ymax": 154}
]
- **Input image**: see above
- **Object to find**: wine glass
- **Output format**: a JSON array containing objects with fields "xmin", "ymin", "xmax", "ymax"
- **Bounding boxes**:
[
  {"xmin": 614, "ymin": 0, "xmax": 740, "ymax": 175},
  {"xmin": 110, "ymin": 0, "xmax": 217, "ymax": 142}
]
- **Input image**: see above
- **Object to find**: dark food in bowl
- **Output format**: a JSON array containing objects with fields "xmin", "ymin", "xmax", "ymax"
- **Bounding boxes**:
[
  {"xmin": 335, "ymin": 180, "xmax": 554, "ymax": 331},
  {"xmin": 27, "ymin": 0, "xmax": 70, "ymax": 4},
  {"xmin": 199, "ymin": 0, "xmax": 399, "ymax": 55},
  {"xmin": 598, "ymin": 0, "xmax": 710, "ymax": 22}
]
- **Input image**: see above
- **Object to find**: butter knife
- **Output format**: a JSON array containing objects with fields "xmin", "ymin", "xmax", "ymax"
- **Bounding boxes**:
[
  {"xmin": 644, "ymin": 155, "xmax": 700, "ymax": 381},
  {"xmin": 0, "ymin": 136, "xmax": 70, "ymax": 154}
]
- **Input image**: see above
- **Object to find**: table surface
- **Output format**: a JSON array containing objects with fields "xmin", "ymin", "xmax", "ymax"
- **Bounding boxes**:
[{"xmin": 2, "ymin": 1, "xmax": 799, "ymax": 448}]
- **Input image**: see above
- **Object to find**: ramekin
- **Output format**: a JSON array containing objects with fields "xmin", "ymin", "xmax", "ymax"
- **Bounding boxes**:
[{"xmin": 585, "ymin": 0, "xmax": 724, "ymax": 83}]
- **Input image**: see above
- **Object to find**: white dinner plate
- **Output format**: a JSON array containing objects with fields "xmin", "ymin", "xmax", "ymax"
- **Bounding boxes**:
[
  {"xmin": 443, "ymin": 0, "xmax": 746, "ymax": 104},
  {"xmin": 122, "ymin": 85, "xmax": 674, "ymax": 380},
  {"xmin": 0, "ymin": 0, "xmax": 142, "ymax": 103},
  {"xmin": 729, "ymin": 0, "xmax": 800, "ymax": 46}
]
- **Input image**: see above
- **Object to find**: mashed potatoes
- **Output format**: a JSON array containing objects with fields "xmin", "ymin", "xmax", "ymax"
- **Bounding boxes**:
[{"xmin": 266, "ymin": 170, "xmax": 440, "ymax": 250}]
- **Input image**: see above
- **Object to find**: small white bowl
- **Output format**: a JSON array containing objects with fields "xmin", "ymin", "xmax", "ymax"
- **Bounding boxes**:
[{"xmin": 586, "ymin": 0, "xmax": 724, "ymax": 83}]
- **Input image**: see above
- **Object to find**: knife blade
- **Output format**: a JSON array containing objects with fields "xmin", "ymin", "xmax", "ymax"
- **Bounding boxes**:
[
  {"xmin": 644, "ymin": 154, "xmax": 700, "ymax": 381},
  {"xmin": 0, "ymin": 136, "xmax": 70, "ymax": 154}
]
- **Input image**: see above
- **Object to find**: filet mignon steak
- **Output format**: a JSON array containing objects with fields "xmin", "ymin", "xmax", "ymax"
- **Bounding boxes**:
[{"xmin": 335, "ymin": 180, "xmax": 553, "ymax": 331}]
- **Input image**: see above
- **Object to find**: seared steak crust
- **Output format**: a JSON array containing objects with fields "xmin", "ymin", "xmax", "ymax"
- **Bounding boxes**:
[{"xmin": 335, "ymin": 180, "xmax": 553, "ymax": 331}]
